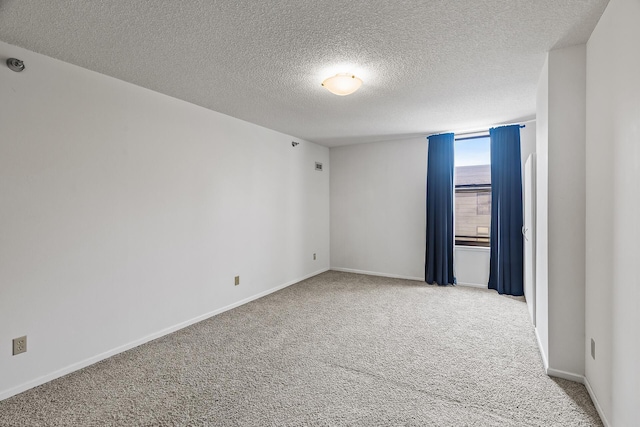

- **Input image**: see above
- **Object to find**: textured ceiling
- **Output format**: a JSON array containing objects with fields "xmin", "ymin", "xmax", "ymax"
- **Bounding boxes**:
[{"xmin": 0, "ymin": 0, "xmax": 608, "ymax": 147}]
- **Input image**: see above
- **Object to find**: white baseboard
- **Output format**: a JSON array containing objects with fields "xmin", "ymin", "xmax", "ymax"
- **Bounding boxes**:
[
  {"xmin": 330, "ymin": 267, "xmax": 423, "ymax": 282},
  {"xmin": 330, "ymin": 268, "xmax": 486, "ymax": 288},
  {"xmin": 534, "ymin": 327, "xmax": 549, "ymax": 370},
  {"xmin": 456, "ymin": 281, "xmax": 487, "ymax": 289},
  {"xmin": 545, "ymin": 370, "xmax": 609, "ymax": 426},
  {"xmin": 531, "ymin": 327, "xmax": 608, "ymax": 425},
  {"xmin": 543, "ymin": 370, "xmax": 610, "ymax": 426},
  {"xmin": 583, "ymin": 376, "xmax": 610, "ymax": 427},
  {"xmin": 546, "ymin": 367, "xmax": 585, "ymax": 384},
  {"xmin": 0, "ymin": 268, "xmax": 329, "ymax": 402}
]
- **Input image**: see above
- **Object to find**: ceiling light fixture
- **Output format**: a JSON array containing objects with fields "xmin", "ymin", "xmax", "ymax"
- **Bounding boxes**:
[{"xmin": 321, "ymin": 73, "xmax": 362, "ymax": 96}]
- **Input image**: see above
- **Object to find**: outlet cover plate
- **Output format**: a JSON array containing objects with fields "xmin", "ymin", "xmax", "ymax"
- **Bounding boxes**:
[
  {"xmin": 234, "ymin": 276, "xmax": 240, "ymax": 286},
  {"xmin": 13, "ymin": 336, "xmax": 27, "ymax": 355}
]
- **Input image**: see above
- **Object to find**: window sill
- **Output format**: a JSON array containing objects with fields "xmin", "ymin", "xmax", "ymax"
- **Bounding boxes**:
[{"xmin": 454, "ymin": 245, "xmax": 490, "ymax": 252}]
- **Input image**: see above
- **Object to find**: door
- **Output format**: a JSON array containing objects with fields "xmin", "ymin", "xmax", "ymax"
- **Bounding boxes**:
[{"xmin": 523, "ymin": 154, "xmax": 536, "ymax": 326}]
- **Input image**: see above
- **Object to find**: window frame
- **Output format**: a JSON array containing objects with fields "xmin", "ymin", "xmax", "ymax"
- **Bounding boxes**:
[{"xmin": 454, "ymin": 135, "xmax": 491, "ymax": 248}]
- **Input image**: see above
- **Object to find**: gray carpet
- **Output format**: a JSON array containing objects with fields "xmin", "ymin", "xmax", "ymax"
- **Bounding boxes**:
[{"xmin": 0, "ymin": 271, "xmax": 602, "ymax": 426}]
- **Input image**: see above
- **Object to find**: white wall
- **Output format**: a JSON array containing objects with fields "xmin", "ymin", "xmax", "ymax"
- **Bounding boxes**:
[
  {"xmin": 585, "ymin": 0, "xmax": 640, "ymax": 424},
  {"xmin": 535, "ymin": 45, "xmax": 587, "ymax": 380},
  {"xmin": 0, "ymin": 41, "xmax": 330, "ymax": 400},
  {"xmin": 548, "ymin": 45, "xmax": 587, "ymax": 378},
  {"xmin": 330, "ymin": 137, "xmax": 427, "ymax": 280},
  {"xmin": 535, "ymin": 56, "xmax": 550, "ymax": 367},
  {"xmin": 330, "ymin": 124, "xmax": 535, "ymax": 286},
  {"xmin": 520, "ymin": 123, "xmax": 537, "ymax": 178},
  {"xmin": 454, "ymin": 247, "xmax": 490, "ymax": 287}
]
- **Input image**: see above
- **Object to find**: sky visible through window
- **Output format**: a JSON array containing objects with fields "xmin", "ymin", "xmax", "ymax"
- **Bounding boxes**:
[{"xmin": 454, "ymin": 136, "xmax": 490, "ymax": 167}]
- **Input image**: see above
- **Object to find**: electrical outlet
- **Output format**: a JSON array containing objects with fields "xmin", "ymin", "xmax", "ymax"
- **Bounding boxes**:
[
  {"xmin": 591, "ymin": 338, "xmax": 596, "ymax": 360},
  {"xmin": 13, "ymin": 336, "xmax": 27, "ymax": 355},
  {"xmin": 313, "ymin": 253, "xmax": 316, "ymax": 260},
  {"xmin": 234, "ymin": 276, "xmax": 240, "ymax": 286}
]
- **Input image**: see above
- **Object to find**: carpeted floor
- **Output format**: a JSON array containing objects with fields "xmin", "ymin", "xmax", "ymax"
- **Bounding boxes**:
[{"xmin": 0, "ymin": 271, "xmax": 602, "ymax": 426}]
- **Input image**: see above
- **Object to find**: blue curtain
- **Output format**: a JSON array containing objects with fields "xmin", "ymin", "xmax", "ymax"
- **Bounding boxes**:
[
  {"xmin": 425, "ymin": 133, "xmax": 455, "ymax": 285},
  {"xmin": 488, "ymin": 125, "xmax": 524, "ymax": 296}
]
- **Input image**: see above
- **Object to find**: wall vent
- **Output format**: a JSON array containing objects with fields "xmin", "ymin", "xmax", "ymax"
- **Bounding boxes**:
[{"xmin": 315, "ymin": 162, "xmax": 323, "ymax": 171}]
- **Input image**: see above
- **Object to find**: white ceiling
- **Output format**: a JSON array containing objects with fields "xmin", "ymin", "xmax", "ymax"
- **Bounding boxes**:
[{"xmin": 0, "ymin": 1, "xmax": 608, "ymax": 147}]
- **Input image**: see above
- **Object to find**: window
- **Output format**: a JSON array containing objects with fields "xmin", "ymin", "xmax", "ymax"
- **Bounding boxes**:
[{"xmin": 454, "ymin": 136, "xmax": 491, "ymax": 247}]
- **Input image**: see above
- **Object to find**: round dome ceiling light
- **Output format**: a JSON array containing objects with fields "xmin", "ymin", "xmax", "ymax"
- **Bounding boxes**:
[{"xmin": 321, "ymin": 73, "xmax": 362, "ymax": 96}]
